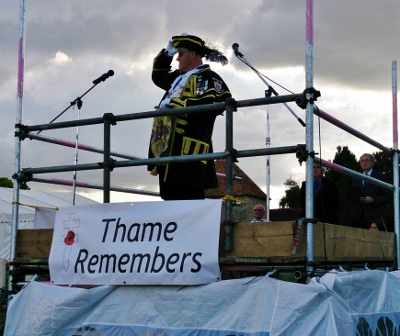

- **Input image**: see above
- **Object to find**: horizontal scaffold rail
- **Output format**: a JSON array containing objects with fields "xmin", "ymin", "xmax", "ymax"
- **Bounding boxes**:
[
  {"xmin": 17, "ymin": 94, "xmax": 306, "ymax": 133},
  {"xmin": 16, "ymin": 145, "xmax": 300, "ymax": 179},
  {"xmin": 30, "ymin": 177, "xmax": 160, "ymax": 196},
  {"xmin": 26, "ymin": 133, "xmax": 141, "ymax": 160},
  {"xmin": 314, "ymin": 108, "xmax": 393, "ymax": 155},
  {"xmin": 316, "ymin": 158, "xmax": 395, "ymax": 191}
]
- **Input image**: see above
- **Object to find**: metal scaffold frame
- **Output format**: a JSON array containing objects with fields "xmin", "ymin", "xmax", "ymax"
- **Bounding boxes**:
[
  {"xmin": 12, "ymin": 92, "xmax": 311, "ymax": 221},
  {"xmin": 12, "ymin": 84, "xmax": 399, "ymax": 261},
  {"xmin": 11, "ymin": 1, "xmax": 399, "ymax": 292}
]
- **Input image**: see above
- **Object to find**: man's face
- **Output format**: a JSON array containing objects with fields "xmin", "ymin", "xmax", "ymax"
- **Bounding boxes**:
[
  {"xmin": 253, "ymin": 206, "xmax": 265, "ymax": 220},
  {"xmin": 360, "ymin": 155, "xmax": 374, "ymax": 172},
  {"xmin": 177, "ymin": 48, "xmax": 195, "ymax": 73},
  {"xmin": 313, "ymin": 165, "xmax": 324, "ymax": 179},
  {"xmin": 370, "ymin": 223, "xmax": 379, "ymax": 231}
]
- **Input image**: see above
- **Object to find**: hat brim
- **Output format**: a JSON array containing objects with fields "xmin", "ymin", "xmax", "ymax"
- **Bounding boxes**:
[{"xmin": 172, "ymin": 35, "xmax": 205, "ymax": 56}]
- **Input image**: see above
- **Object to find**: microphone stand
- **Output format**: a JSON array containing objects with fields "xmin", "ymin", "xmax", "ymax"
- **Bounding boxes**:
[
  {"xmin": 72, "ymin": 98, "xmax": 82, "ymax": 205},
  {"xmin": 37, "ymin": 77, "xmax": 107, "ymax": 205},
  {"xmin": 37, "ymin": 83, "xmax": 99, "ymax": 135},
  {"xmin": 233, "ymin": 49, "xmax": 306, "ymax": 127}
]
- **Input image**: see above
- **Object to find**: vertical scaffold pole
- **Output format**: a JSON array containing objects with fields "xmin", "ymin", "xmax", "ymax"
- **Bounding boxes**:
[
  {"xmin": 392, "ymin": 61, "xmax": 399, "ymax": 269},
  {"xmin": 224, "ymin": 100, "xmax": 235, "ymax": 251},
  {"xmin": 305, "ymin": 0, "xmax": 315, "ymax": 277},
  {"xmin": 266, "ymin": 111, "xmax": 271, "ymax": 222},
  {"xmin": 10, "ymin": 0, "xmax": 26, "ymax": 291},
  {"xmin": 103, "ymin": 114, "xmax": 112, "ymax": 203}
]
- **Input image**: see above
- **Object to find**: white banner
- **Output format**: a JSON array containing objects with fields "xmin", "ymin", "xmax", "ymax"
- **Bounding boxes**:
[
  {"xmin": 49, "ymin": 200, "xmax": 222, "ymax": 286},
  {"xmin": 34, "ymin": 208, "xmax": 56, "ymax": 229}
]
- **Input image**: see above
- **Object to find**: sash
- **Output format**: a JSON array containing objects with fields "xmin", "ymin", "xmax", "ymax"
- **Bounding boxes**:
[{"xmin": 150, "ymin": 65, "xmax": 205, "ymax": 159}]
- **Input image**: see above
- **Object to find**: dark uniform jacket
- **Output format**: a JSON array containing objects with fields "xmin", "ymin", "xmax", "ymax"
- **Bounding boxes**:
[
  {"xmin": 299, "ymin": 177, "xmax": 340, "ymax": 224},
  {"xmin": 148, "ymin": 50, "xmax": 231, "ymax": 191}
]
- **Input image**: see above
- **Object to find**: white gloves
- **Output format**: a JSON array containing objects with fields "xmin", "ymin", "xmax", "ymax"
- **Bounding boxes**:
[{"xmin": 165, "ymin": 39, "xmax": 178, "ymax": 56}]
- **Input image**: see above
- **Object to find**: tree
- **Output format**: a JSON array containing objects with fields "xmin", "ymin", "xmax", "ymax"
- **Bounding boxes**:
[
  {"xmin": 0, "ymin": 177, "xmax": 30, "ymax": 190},
  {"xmin": 279, "ymin": 177, "xmax": 301, "ymax": 208},
  {"xmin": 325, "ymin": 146, "xmax": 359, "ymax": 226},
  {"xmin": 372, "ymin": 149, "xmax": 394, "ymax": 229},
  {"xmin": 0, "ymin": 177, "xmax": 13, "ymax": 188},
  {"xmin": 372, "ymin": 150, "xmax": 393, "ymax": 183}
]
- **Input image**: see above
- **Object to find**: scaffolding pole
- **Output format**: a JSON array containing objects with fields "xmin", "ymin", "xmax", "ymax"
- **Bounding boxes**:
[
  {"xmin": 10, "ymin": 0, "xmax": 26, "ymax": 292},
  {"xmin": 305, "ymin": 0, "xmax": 315, "ymax": 277},
  {"xmin": 392, "ymin": 61, "xmax": 399, "ymax": 269},
  {"xmin": 30, "ymin": 177, "xmax": 159, "ymax": 196}
]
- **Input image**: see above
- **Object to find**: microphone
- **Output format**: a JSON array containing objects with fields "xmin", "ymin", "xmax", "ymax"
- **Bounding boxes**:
[
  {"xmin": 92, "ymin": 70, "xmax": 114, "ymax": 85},
  {"xmin": 232, "ymin": 43, "xmax": 243, "ymax": 57}
]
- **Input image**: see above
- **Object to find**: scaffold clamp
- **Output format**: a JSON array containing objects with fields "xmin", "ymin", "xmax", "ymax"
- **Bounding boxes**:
[{"xmin": 296, "ymin": 87, "xmax": 321, "ymax": 109}]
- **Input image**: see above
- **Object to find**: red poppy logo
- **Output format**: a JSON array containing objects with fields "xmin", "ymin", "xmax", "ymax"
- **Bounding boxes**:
[{"xmin": 64, "ymin": 231, "xmax": 75, "ymax": 246}]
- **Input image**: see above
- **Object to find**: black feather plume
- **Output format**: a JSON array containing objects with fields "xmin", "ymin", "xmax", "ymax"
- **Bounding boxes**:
[{"xmin": 204, "ymin": 48, "xmax": 228, "ymax": 66}]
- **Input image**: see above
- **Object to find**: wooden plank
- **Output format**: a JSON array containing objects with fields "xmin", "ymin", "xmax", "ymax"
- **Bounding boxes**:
[
  {"xmin": 16, "ymin": 229, "xmax": 53, "ymax": 259},
  {"xmin": 295, "ymin": 223, "xmax": 396, "ymax": 261},
  {"xmin": 15, "ymin": 223, "xmax": 396, "ymax": 263},
  {"xmin": 221, "ymin": 221, "xmax": 295, "ymax": 257}
]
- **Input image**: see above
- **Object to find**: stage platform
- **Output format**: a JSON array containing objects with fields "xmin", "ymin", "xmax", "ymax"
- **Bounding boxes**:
[{"xmin": 10, "ymin": 221, "xmax": 396, "ymax": 288}]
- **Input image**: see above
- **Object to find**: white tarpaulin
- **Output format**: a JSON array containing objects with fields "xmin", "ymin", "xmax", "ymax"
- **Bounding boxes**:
[
  {"xmin": 5, "ymin": 269, "xmax": 400, "ymax": 335},
  {"xmin": 49, "ymin": 200, "xmax": 222, "ymax": 286}
]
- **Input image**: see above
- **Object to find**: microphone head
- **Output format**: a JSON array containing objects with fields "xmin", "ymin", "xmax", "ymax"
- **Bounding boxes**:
[
  {"xmin": 232, "ymin": 43, "xmax": 239, "ymax": 50},
  {"xmin": 107, "ymin": 70, "xmax": 114, "ymax": 76}
]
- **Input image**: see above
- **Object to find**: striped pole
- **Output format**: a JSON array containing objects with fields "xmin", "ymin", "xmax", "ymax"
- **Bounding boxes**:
[
  {"xmin": 392, "ymin": 61, "xmax": 399, "ymax": 268},
  {"xmin": 305, "ymin": 0, "xmax": 315, "ymax": 277},
  {"xmin": 10, "ymin": 0, "xmax": 26, "ymax": 291}
]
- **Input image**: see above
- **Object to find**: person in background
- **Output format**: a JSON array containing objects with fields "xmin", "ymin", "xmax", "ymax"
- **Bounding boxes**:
[
  {"xmin": 148, "ymin": 33, "xmax": 231, "ymax": 200},
  {"xmin": 299, "ymin": 164, "xmax": 339, "ymax": 224},
  {"xmin": 250, "ymin": 204, "xmax": 268, "ymax": 222},
  {"xmin": 369, "ymin": 222, "xmax": 379, "ymax": 231},
  {"xmin": 369, "ymin": 219, "xmax": 386, "ymax": 231},
  {"xmin": 349, "ymin": 153, "xmax": 391, "ymax": 229}
]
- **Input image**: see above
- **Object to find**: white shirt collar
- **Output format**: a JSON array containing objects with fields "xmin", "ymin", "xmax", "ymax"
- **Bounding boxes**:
[{"xmin": 364, "ymin": 169, "xmax": 372, "ymax": 176}]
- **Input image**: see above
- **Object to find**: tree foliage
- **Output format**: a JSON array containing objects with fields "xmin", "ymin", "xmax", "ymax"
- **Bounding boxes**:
[
  {"xmin": 372, "ymin": 150, "xmax": 393, "ymax": 183},
  {"xmin": 0, "ymin": 177, "xmax": 13, "ymax": 188},
  {"xmin": 372, "ymin": 149, "xmax": 394, "ymax": 227},
  {"xmin": 279, "ymin": 177, "xmax": 301, "ymax": 208},
  {"xmin": 278, "ymin": 146, "xmax": 395, "ymax": 228},
  {"xmin": 325, "ymin": 146, "xmax": 359, "ymax": 226},
  {"xmin": 0, "ymin": 177, "xmax": 30, "ymax": 190}
]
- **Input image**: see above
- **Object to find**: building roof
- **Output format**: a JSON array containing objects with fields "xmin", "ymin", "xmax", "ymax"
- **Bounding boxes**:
[{"xmin": 205, "ymin": 160, "xmax": 266, "ymax": 199}]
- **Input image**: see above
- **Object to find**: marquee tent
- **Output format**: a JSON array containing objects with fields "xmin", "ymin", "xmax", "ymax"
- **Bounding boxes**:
[{"xmin": 0, "ymin": 187, "xmax": 97, "ymax": 260}]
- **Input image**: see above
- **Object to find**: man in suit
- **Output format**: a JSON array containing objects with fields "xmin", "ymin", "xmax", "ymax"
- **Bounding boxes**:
[
  {"xmin": 349, "ymin": 153, "xmax": 391, "ymax": 229},
  {"xmin": 299, "ymin": 164, "xmax": 339, "ymax": 224}
]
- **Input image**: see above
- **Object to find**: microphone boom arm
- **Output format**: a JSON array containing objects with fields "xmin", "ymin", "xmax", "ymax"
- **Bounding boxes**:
[
  {"xmin": 234, "ymin": 47, "xmax": 305, "ymax": 127},
  {"xmin": 37, "ymin": 83, "xmax": 96, "ymax": 134},
  {"xmin": 37, "ymin": 70, "xmax": 114, "ymax": 134}
]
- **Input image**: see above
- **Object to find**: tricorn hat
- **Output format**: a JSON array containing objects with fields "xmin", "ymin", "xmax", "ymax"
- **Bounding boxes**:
[
  {"xmin": 172, "ymin": 33, "xmax": 228, "ymax": 65},
  {"xmin": 172, "ymin": 35, "xmax": 205, "ymax": 55}
]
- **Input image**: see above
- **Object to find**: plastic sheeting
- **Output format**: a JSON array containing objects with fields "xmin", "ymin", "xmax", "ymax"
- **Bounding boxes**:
[
  {"xmin": 5, "ymin": 270, "xmax": 400, "ymax": 335},
  {"xmin": 0, "ymin": 213, "xmax": 33, "ymax": 260}
]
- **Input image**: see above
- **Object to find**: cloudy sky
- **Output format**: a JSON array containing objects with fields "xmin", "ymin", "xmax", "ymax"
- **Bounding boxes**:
[{"xmin": 1, "ymin": 0, "xmax": 399, "ymax": 208}]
